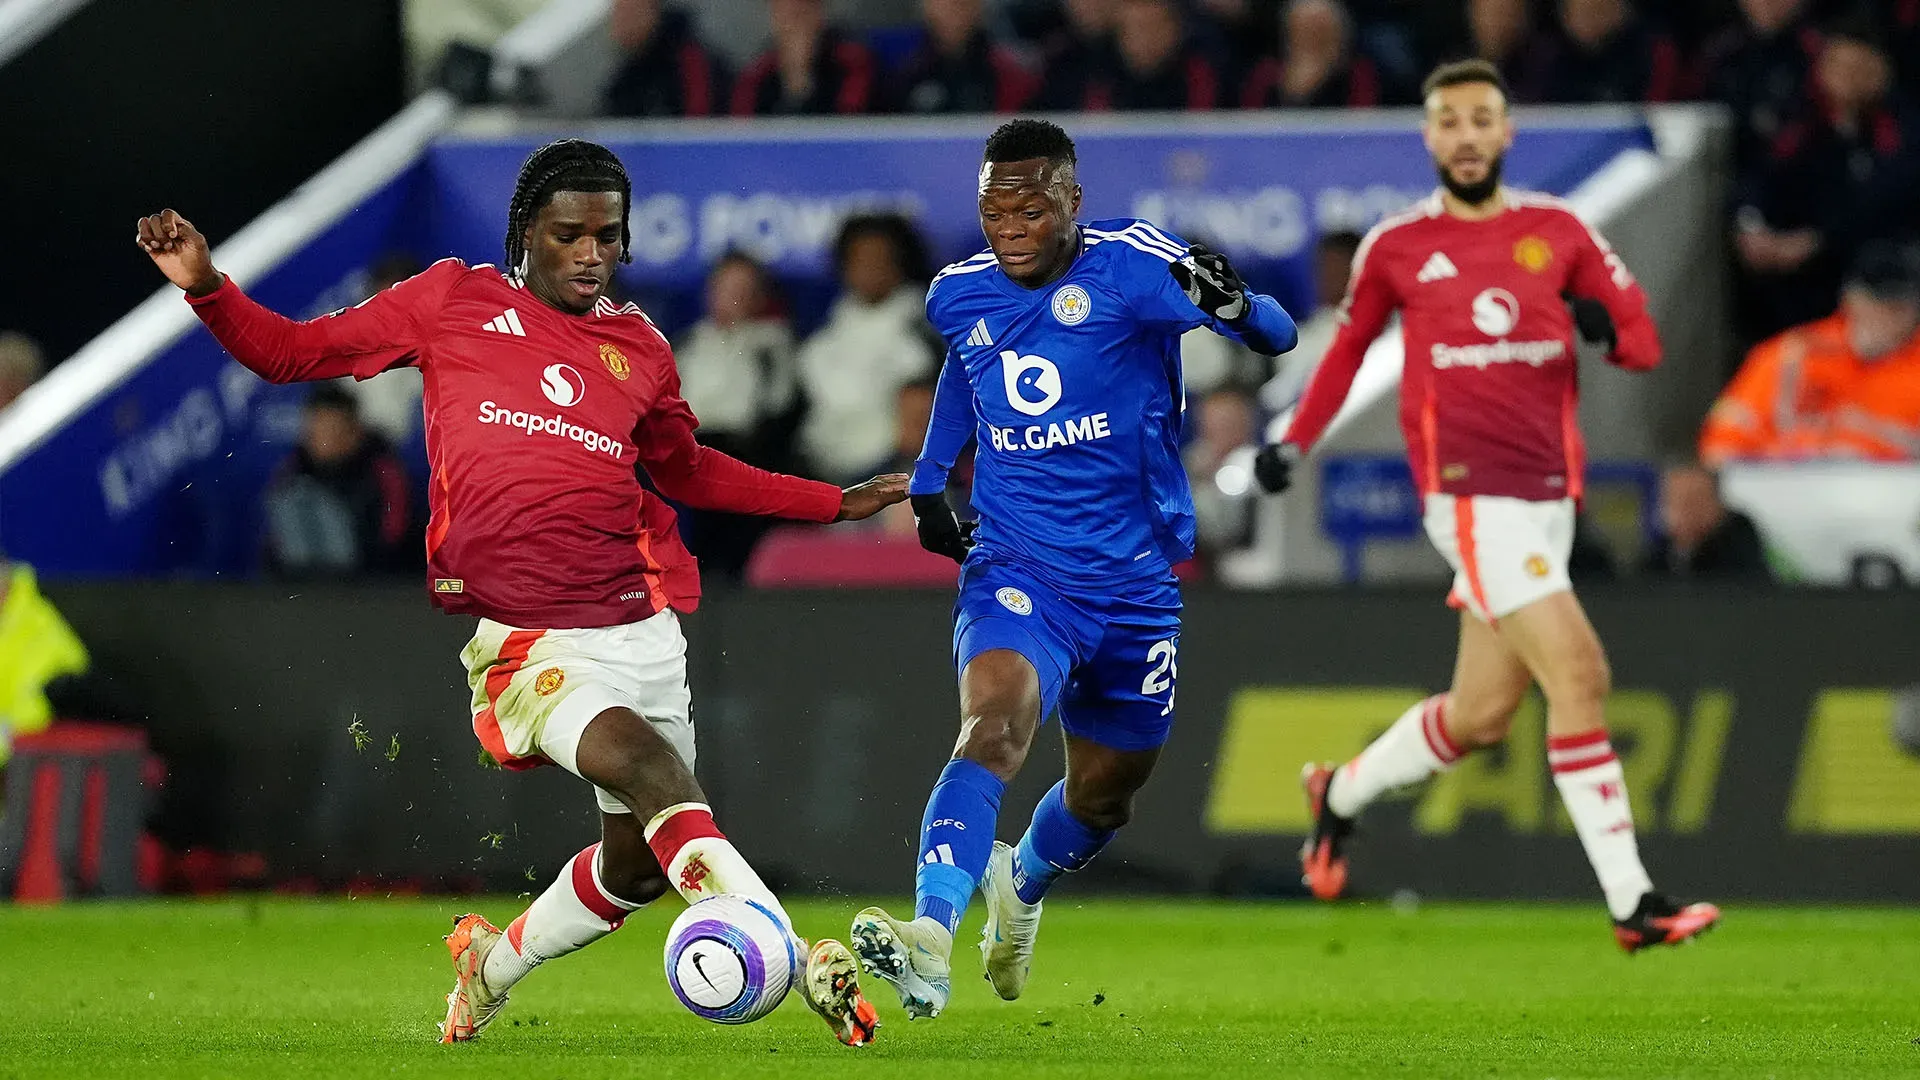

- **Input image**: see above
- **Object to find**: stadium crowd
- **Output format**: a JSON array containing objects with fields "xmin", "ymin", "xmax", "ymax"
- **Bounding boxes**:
[{"xmin": 7, "ymin": 0, "xmax": 1918, "ymax": 586}]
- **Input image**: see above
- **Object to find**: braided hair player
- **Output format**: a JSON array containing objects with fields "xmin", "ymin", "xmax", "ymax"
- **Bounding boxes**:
[{"xmin": 137, "ymin": 138, "xmax": 899, "ymax": 1046}]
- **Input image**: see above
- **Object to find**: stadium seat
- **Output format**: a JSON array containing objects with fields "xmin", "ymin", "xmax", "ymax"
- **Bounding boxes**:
[
  {"xmin": 745, "ymin": 527, "xmax": 960, "ymax": 587},
  {"xmin": 1, "ymin": 722, "xmax": 155, "ymax": 902}
]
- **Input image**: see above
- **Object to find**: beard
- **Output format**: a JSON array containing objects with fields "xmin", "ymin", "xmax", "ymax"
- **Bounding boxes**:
[{"xmin": 1436, "ymin": 153, "xmax": 1504, "ymax": 205}]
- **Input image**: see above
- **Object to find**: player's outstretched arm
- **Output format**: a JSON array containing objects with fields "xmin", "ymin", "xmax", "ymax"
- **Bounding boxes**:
[
  {"xmin": 835, "ymin": 475, "xmax": 910, "ymax": 522},
  {"xmin": 1253, "ymin": 233, "xmax": 1398, "ymax": 494},
  {"xmin": 135, "ymin": 209, "xmax": 443, "ymax": 383},
  {"xmin": 635, "ymin": 375, "xmax": 901, "ymax": 523}
]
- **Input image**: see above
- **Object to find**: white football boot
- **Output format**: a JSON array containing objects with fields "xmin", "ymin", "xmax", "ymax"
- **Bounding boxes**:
[
  {"xmin": 978, "ymin": 840, "xmax": 1042, "ymax": 1000},
  {"xmin": 848, "ymin": 907, "xmax": 952, "ymax": 1019},
  {"xmin": 439, "ymin": 913, "xmax": 509, "ymax": 1042}
]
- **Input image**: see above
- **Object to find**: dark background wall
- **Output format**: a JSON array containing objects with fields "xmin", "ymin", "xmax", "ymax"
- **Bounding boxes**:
[
  {"xmin": 39, "ymin": 583, "xmax": 1920, "ymax": 901},
  {"xmin": 0, "ymin": 0, "xmax": 404, "ymax": 360}
]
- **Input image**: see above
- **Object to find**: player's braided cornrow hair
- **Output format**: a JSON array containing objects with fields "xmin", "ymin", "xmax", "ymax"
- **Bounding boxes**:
[{"xmin": 503, "ymin": 138, "xmax": 633, "ymax": 271}]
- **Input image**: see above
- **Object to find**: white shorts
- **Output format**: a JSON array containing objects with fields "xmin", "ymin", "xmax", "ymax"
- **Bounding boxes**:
[
  {"xmin": 459, "ymin": 610, "xmax": 695, "ymax": 815},
  {"xmin": 1422, "ymin": 493, "xmax": 1575, "ymax": 623}
]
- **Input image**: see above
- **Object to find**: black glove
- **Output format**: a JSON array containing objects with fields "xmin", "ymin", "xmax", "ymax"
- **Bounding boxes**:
[
  {"xmin": 1170, "ymin": 242, "xmax": 1250, "ymax": 322},
  {"xmin": 1252, "ymin": 442, "xmax": 1299, "ymax": 495},
  {"xmin": 911, "ymin": 492, "xmax": 975, "ymax": 564},
  {"xmin": 1566, "ymin": 295, "xmax": 1616, "ymax": 350}
]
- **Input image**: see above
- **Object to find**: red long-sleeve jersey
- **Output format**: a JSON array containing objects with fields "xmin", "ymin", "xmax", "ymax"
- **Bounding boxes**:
[
  {"xmin": 189, "ymin": 259, "xmax": 842, "ymax": 628},
  {"xmin": 1284, "ymin": 190, "xmax": 1661, "ymax": 501}
]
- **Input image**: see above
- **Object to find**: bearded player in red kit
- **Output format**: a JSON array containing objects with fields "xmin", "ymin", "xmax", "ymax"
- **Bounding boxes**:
[
  {"xmin": 1253, "ymin": 61, "xmax": 1719, "ymax": 951},
  {"xmin": 136, "ymin": 140, "xmax": 896, "ymax": 1044}
]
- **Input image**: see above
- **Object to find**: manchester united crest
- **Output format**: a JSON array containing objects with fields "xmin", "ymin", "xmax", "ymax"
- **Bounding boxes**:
[
  {"xmin": 534, "ymin": 667, "xmax": 566, "ymax": 696},
  {"xmin": 599, "ymin": 342, "xmax": 631, "ymax": 380},
  {"xmin": 1523, "ymin": 554, "xmax": 1550, "ymax": 579},
  {"xmin": 1513, "ymin": 236, "xmax": 1553, "ymax": 273}
]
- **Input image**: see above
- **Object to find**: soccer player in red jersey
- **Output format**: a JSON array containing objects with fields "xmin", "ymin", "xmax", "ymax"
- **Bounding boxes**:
[
  {"xmin": 1252, "ymin": 62, "xmax": 1719, "ymax": 952},
  {"xmin": 136, "ymin": 140, "xmax": 897, "ymax": 1043}
]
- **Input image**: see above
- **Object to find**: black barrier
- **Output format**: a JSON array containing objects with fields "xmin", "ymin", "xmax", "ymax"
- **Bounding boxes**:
[{"xmin": 39, "ymin": 583, "xmax": 1920, "ymax": 900}]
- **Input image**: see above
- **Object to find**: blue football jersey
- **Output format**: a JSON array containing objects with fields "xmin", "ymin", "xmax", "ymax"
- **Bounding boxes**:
[{"xmin": 912, "ymin": 218, "xmax": 1296, "ymax": 587}]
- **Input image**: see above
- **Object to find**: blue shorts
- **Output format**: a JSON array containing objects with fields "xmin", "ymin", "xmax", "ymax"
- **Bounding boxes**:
[{"xmin": 952, "ymin": 552, "xmax": 1182, "ymax": 752}]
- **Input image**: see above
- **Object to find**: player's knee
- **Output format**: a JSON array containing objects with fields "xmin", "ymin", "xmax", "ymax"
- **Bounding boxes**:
[
  {"xmin": 1448, "ymin": 690, "xmax": 1523, "ymax": 749},
  {"xmin": 602, "ymin": 866, "xmax": 670, "ymax": 907},
  {"xmin": 955, "ymin": 709, "xmax": 1033, "ymax": 778},
  {"xmin": 1542, "ymin": 643, "xmax": 1611, "ymax": 709}
]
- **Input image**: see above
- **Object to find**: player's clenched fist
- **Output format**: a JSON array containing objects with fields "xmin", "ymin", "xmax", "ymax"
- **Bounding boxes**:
[
  {"xmin": 1170, "ymin": 242, "xmax": 1250, "ymax": 322},
  {"xmin": 910, "ymin": 492, "xmax": 975, "ymax": 563},
  {"xmin": 1252, "ymin": 442, "xmax": 1299, "ymax": 495},
  {"xmin": 135, "ymin": 209, "xmax": 223, "ymax": 297}
]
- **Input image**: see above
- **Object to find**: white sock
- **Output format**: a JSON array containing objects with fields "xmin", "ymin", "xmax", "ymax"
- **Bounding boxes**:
[
  {"xmin": 482, "ymin": 842, "xmax": 643, "ymax": 993},
  {"xmin": 1327, "ymin": 694, "xmax": 1464, "ymax": 818},
  {"xmin": 1549, "ymin": 730, "xmax": 1654, "ymax": 920},
  {"xmin": 644, "ymin": 802, "xmax": 791, "ymax": 930}
]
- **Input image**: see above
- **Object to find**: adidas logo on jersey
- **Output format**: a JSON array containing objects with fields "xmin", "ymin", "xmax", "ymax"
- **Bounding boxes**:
[
  {"xmin": 966, "ymin": 318, "xmax": 994, "ymax": 347},
  {"xmin": 482, "ymin": 308, "xmax": 527, "ymax": 336},
  {"xmin": 1416, "ymin": 252, "xmax": 1459, "ymax": 284}
]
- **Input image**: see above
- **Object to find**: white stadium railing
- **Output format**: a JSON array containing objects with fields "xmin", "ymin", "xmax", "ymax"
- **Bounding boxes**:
[
  {"xmin": 0, "ymin": 90, "xmax": 459, "ymax": 473},
  {"xmin": 0, "ymin": 0, "xmax": 91, "ymax": 68}
]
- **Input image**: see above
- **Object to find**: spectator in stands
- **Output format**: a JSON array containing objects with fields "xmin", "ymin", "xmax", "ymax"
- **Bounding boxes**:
[
  {"xmin": 1701, "ymin": 242, "xmax": 1920, "ymax": 464},
  {"xmin": 889, "ymin": 0, "xmax": 1039, "ymax": 114},
  {"xmin": 1048, "ymin": 0, "xmax": 1222, "ymax": 111},
  {"xmin": 1018, "ymin": 0, "xmax": 1120, "ymax": 112},
  {"xmin": 343, "ymin": 255, "xmax": 425, "ymax": 447},
  {"xmin": 673, "ymin": 254, "xmax": 798, "ymax": 580},
  {"xmin": 604, "ymin": 0, "xmax": 729, "ymax": 117},
  {"xmin": 0, "ymin": 332, "xmax": 46, "ymax": 411},
  {"xmin": 1513, "ymin": 0, "xmax": 1687, "ymax": 104},
  {"xmin": 795, "ymin": 214, "xmax": 939, "ymax": 484},
  {"xmin": 675, "ymin": 252, "xmax": 800, "ymax": 470},
  {"xmin": 1262, "ymin": 230, "xmax": 1362, "ymax": 414},
  {"xmin": 1641, "ymin": 462, "xmax": 1772, "ymax": 582},
  {"xmin": 880, "ymin": 377, "xmax": 942, "ymax": 536},
  {"xmin": 1699, "ymin": 0, "xmax": 1822, "ymax": 171},
  {"xmin": 1734, "ymin": 14, "xmax": 1920, "ymax": 339},
  {"xmin": 1241, "ymin": 0, "xmax": 1387, "ymax": 108},
  {"xmin": 731, "ymin": 0, "xmax": 877, "ymax": 116},
  {"xmin": 1186, "ymin": 387, "xmax": 1261, "ymax": 570},
  {"xmin": 263, "ymin": 386, "xmax": 419, "ymax": 578},
  {"xmin": 1467, "ymin": 0, "xmax": 1533, "ymax": 75}
]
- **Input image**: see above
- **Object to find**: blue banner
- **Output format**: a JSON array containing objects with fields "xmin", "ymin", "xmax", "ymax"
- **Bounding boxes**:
[
  {"xmin": 0, "ymin": 165, "xmax": 432, "ymax": 576},
  {"xmin": 2, "ymin": 116, "xmax": 1651, "ymax": 578},
  {"xmin": 427, "ymin": 117, "xmax": 1650, "ymax": 331}
]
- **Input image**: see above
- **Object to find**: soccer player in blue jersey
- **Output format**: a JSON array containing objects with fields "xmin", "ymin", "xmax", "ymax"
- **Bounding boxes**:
[{"xmin": 850, "ymin": 119, "xmax": 1297, "ymax": 1019}]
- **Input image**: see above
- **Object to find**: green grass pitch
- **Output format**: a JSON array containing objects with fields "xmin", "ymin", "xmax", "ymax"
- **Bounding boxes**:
[{"xmin": 3, "ymin": 897, "xmax": 1916, "ymax": 1078}]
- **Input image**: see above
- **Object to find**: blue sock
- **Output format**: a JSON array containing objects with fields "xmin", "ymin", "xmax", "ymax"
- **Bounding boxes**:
[
  {"xmin": 913, "ymin": 758, "xmax": 1004, "ymax": 935},
  {"xmin": 1012, "ymin": 781, "xmax": 1114, "ymax": 905}
]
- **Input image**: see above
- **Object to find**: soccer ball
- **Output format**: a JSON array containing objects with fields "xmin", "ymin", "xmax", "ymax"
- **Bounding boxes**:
[{"xmin": 663, "ymin": 895, "xmax": 798, "ymax": 1024}]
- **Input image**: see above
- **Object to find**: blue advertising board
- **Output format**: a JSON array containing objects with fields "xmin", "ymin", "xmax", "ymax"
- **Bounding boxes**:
[{"xmin": 1, "ymin": 115, "xmax": 1651, "ymax": 577}]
